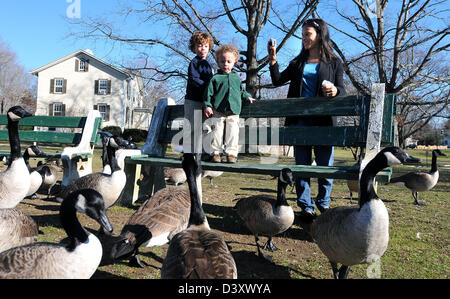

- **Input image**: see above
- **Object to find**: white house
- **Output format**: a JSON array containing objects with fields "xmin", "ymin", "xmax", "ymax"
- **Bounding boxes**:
[{"xmin": 30, "ymin": 49, "xmax": 150, "ymax": 131}]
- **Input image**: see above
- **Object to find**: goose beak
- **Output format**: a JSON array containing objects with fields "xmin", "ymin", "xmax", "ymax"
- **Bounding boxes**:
[
  {"xmin": 97, "ymin": 211, "xmax": 113, "ymax": 233},
  {"xmin": 405, "ymin": 153, "xmax": 421, "ymax": 164},
  {"xmin": 22, "ymin": 111, "xmax": 32, "ymax": 118}
]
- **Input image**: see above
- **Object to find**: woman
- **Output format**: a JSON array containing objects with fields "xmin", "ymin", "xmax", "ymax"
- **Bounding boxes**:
[{"xmin": 268, "ymin": 18, "xmax": 346, "ymax": 221}]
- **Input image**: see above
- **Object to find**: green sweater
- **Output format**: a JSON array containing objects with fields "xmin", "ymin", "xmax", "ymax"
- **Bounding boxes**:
[{"xmin": 204, "ymin": 70, "xmax": 252, "ymax": 115}]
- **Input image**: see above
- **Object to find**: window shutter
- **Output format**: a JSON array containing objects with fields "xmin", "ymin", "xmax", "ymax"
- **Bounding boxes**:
[
  {"xmin": 107, "ymin": 80, "xmax": 112, "ymax": 94},
  {"xmin": 62, "ymin": 104, "xmax": 66, "ymax": 116},
  {"xmin": 63, "ymin": 79, "xmax": 67, "ymax": 94},
  {"xmin": 94, "ymin": 80, "xmax": 99, "ymax": 95},
  {"xmin": 75, "ymin": 59, "xmax": 79, "ymax": 72},
  {"xmin": 106, "ymin": 105, "xmax": 110, "ymax": 121},
  {"xmin": 50, "ymin": 79, "xmax": 54, "ymax": 94},
  {"xmin": 94, "ymin": 105, "xmax": 98, "ymax": 110},
  {"xmin": 85, "ymin": 60, "xmax": 89, "ymax": 72},
  {"xmin": 49, "ymin": 104, "xmax": 53, "ymax": 116}
]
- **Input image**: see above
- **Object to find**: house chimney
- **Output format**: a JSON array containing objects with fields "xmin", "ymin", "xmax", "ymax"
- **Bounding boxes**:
[{"xmin": 85, "ymin": 49, "xmax": 94, "ymax": 55}]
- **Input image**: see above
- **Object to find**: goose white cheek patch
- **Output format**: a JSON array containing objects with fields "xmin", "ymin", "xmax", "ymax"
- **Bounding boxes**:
[
  {"xmin": 75, "ymin": 194, "xmax": 87, "ymax": 213},
  {"xmin": 8, "ymin": 112, "xmax": 21, "ymax": 121},
  {"xmin": 384, "ymin": 152, "xmax": 402, "ymax": 165}
]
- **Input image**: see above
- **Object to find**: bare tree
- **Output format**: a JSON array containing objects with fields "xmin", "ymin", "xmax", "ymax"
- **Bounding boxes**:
[
  {"xmin": 68, "ymin": 0, "xmax": 319, "ymax": 99},
  {"xmin": 322, "ymin": 0, "xmax": 449, "ymax": 147},
  {"xmin": 0, "ymin": 39, "xmax": 36, "ymax": 113}
]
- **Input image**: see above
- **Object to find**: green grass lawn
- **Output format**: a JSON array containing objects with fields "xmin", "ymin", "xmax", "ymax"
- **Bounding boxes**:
[{"xmin": 12, "ymin": 145, "xmax": 450, "ymax": 279}]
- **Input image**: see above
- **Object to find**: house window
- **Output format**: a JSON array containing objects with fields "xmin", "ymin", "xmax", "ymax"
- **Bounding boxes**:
[
  {"xmin": 53, "ymin": 103, "xmax": 64, "ymax": 116},
  {"xmin": 54, "ymin": 79, "xmax": 64, "ymax": 93},
  {"xmin": 98, "ymin": 80, "xmax": 109, "ymax": 95},
  {"xmin": 98, "ymin": 104, "xmax": 108, "ymax": 121},
  {"xmin": 94, "ymin": 103, "xmax": 110, "ymax": 121},
  {"xmin": 79, "ymin": 60, "xmax": 86, "ymax": 71}
]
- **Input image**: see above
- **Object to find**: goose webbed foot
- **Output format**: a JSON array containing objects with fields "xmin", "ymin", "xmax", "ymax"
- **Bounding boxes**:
[
  {"xmin": 129, "ymin": 254, "xmax": 149, "ymax": 268},
  {"xmin": 254, "ymin": 235, "xmax": 273, "ymax": 263},
  {"xmin": 330, "ymin": 262, "xmax": 350, "ymax": 279},
  {"xmin": 413, "ymin": 192, "xmax": 425, "ymax": 206},
  {"xmin": 262, "ymin": 237, "xmax": 278, "ymax": 252},
  {"xmin": 338, "ymin": 265, "xmax": 350, "ymax": 279}
]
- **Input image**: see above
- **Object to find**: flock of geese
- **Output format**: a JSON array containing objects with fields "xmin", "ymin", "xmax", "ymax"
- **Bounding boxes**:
[{"xmin": 0, "ymin": 106, "xmax": 446, "ymax": 279}]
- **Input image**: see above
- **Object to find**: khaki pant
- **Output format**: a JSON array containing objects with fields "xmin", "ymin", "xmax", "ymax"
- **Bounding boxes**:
[
  {"xmin": 183, "ymin": 99, "xmax": 204, "ymax": 154},
  {"xmin": 208, "ymin": 112, "xmax": 240, "ymax": 157}
]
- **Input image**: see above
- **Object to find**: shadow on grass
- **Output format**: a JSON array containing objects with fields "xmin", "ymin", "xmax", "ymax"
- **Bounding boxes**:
[{"xmin": 231, "ymin": 250, "xmax": 315, "ymax": 279}]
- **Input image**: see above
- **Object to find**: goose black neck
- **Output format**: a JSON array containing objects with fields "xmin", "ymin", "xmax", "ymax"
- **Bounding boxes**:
[
  {"xmin": 430, "ymin": 152, "xmax": 438, "ymax": 173},
  {"xmin": 276, "ymin": 178, "xmax": 289, "ymax": 206},
  {"xmin": 23, "ymin": 150, "xmax": 32, "ymax": 172},
  {"xmin": 185, "ymin": 162, "xmax": 206, "ymax": 227},
  {"xmin": 102, "ymin": 143, "xmax": 108, "ymax": 168},
  {"xmin": 7, "ymin": 118, "xmax": 22, "ymax": 161},
  {"xmin": 107, "ymin": 146, "xmax": 120, "ymax": 172},
  {"xmin": 359, "ymin": 156, "xmax": 383, "ymax": 207},
  {"xmin": 60, "ymin": 197, "xmax": 89, "ymax": 251}
]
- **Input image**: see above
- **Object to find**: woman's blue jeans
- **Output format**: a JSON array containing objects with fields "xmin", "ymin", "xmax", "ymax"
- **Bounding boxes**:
[{"xmin": 293, "ymin": 119, "xmax": 334, "ymax": 213}]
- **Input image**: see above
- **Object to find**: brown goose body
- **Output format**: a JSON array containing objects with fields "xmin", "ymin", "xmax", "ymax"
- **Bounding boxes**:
[
  {"xmin": 110, "ymin": 185, "xmax": 191, "ymax": 266},
  {"xmin": 0, "ymin": 208, "xmax": 38, "ymax": 253},
  {"xmin": 161, "ymin": 228, "xmax": 237, "ymax": 279},
  {"xmin": 164, "ymin": 167, "xmax": 187, "ymax": 186},
  {"xmin": 161, "ymin": 154, "xmax": 237, "ymax": 279}
]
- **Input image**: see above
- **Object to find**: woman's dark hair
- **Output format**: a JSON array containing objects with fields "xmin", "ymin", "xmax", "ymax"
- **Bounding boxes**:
[{"xmin": 300, "ymin": 18, "xmax": 337, "ymax": 63}]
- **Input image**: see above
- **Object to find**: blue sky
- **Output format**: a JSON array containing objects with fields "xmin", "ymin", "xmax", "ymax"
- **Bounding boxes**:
[
  {"xmin": 0, "ymin": 0, "xmax": 308, "ymax": 72},
  {"xmin": 0, "ymin": 0, "xmax": 131, "ymax": 71},
  {"xmin": 0, "ymin": 1, "xmax": 448, "ymax": 74}
]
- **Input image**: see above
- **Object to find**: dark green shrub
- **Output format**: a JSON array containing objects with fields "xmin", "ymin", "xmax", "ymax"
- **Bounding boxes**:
[
  {"xmin": 101, "ymin": 126, "xmax": 122, "ymax": 136},
  {"xmin": 123, "ymin": 128, "xmax": 148, "ymax": 143}
]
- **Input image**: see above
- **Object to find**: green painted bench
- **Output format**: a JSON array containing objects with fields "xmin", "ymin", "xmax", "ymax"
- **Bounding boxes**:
[
  {"xmin": 0, "ymin": 110, "xmax": 102, "ymax": 186},
  {"xmin": 120, "ymin": 83, "xmax": 396, "ymax": 206}
]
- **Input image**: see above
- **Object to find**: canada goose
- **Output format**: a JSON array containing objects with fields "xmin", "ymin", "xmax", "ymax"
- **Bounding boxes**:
[
  {"xmin": 164, "ymin": 167, "xmax": 187, "ymax": 186},
  {"xmin": 389, "ymin": 149, "xmax": 446, "ymax": 206},
  {"xmin": 233, "ymin": 168, "xmax": 294, "ymax": 262},
  {"xmin": 0, "ymin": 208, "xmax": 39, "ymax": 253},
  {"xmin": 110, "ymin": 184, "xmax": 191, "ymax": 267},
  {"xmin": 202, "ymin": 170, "xmax": 223, "ymax": 187},
  {"xmin": 309, "ymin": 147, "xmax": 420, "ymax": 279},
  {"xmin": 35, "ymin": 160, "xmax": 60, "ymax": 199},
  {"xmin": 0, "ymin": 189, "xmax": 113, "ymax": 278},
  {"xmin": 57, "ymin": 135, "xmax": 128, "ymax": 211},
  {"xmin": 161, "ymin": 153, "xmax": 237, "ymax": 279},
  {"xmin": 23, "ymin": 145, "xmax": 47, "ymax": 199},
  {"xmin": 98, "ymin": 131, "xmax": 113, "ymax": 175},
  {"xmin": 0, "ymin": 106, "xmax": 32, "ymax": 209}
]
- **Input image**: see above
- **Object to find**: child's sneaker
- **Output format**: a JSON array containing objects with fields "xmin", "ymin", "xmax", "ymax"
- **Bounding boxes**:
[
  {"xmin": 212, "ymin": 154, "xmax": 222, "ymax": 163},
  {"xmin": 227, "ymin": 155, "xmax": 238, "ymax": 163}
]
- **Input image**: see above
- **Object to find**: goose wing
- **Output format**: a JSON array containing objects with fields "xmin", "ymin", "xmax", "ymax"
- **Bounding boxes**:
[
  {"xmin": 0, "ymin": 243, "xmax": 66, "ymax": 279},
  {"xmin": 390, "ymin": 171, "xmax": 436, "ymax": 191},
  {"xmin": 122, "ymin": 186, "xmax": 191, "ymax": 246},
  {"xmin": 161, "ymin": 229, "xmax": 237, "ymax": 279},
  {"xmin": 58, "ymin": 173, "xmax": 108, "ymax": 199}
]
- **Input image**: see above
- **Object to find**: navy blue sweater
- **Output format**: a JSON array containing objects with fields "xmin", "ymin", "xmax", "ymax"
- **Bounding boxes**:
[{"xmin": 185, "ymin": 56, "xmax": 213, "ymax": 102}]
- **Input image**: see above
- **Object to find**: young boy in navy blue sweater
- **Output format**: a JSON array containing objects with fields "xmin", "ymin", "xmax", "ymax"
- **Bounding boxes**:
[{"xmin": 184, "ymin": 31, "xmax": 214, "ymax": 155}]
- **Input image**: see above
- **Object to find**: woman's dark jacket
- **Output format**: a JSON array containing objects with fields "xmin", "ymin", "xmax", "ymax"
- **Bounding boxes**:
[{"xmin": 269, "ymin": 53, "xmax": 346, "ymax": 126}]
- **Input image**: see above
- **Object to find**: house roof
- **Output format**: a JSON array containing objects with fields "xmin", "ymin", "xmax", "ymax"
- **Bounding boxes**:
[{"xmin": 29, "ymin": 49, "xmax": 132, "ymax": 78}]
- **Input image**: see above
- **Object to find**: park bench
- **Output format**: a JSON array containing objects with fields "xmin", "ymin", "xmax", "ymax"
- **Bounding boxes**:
[
  {"xmin": 0, "ymin": 110, "xmax": 102, "ymax": 187},
  {"xmin": 119, "ymin": 83, "xmax": 396, "ymax": 206}
]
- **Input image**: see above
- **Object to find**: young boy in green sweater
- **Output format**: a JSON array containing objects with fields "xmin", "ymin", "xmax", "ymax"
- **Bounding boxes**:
[{"xmin": 204, "ymin": 44, "xmax": 255, "ymax": 163}]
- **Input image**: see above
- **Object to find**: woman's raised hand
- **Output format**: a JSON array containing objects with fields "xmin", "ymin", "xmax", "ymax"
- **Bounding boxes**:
[{"xmin": 267, "ymin": 38, "xmax": 277, "ymax": 65}]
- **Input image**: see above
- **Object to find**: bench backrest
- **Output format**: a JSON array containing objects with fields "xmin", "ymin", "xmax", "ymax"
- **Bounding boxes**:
[
  {"xmin": 0, "ymin": 115, "xmax": 102, "ymax": 145},
  {"xmin": 156, "ymin": 94, "xmax": 396, "ymax": 150}
]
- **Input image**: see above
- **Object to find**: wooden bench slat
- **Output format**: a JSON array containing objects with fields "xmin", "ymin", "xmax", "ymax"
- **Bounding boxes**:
[
  {"xmin": 0, "ymin": 115, "xmax": 87, "ymax": 128},
  {"xmin": 0, "ymin": 131, "xmax": 81, "ymax": 144},
  {"xmin": 125, "ymin": 156, "xmax": 391, "ymax": 181},
  {"xmin": 159, "ymin": 126, "xmax": 364, "ymax": 147},
  {"xmin": 163, "ymin": 95, "xmax": 365, "ymax": 120}
]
